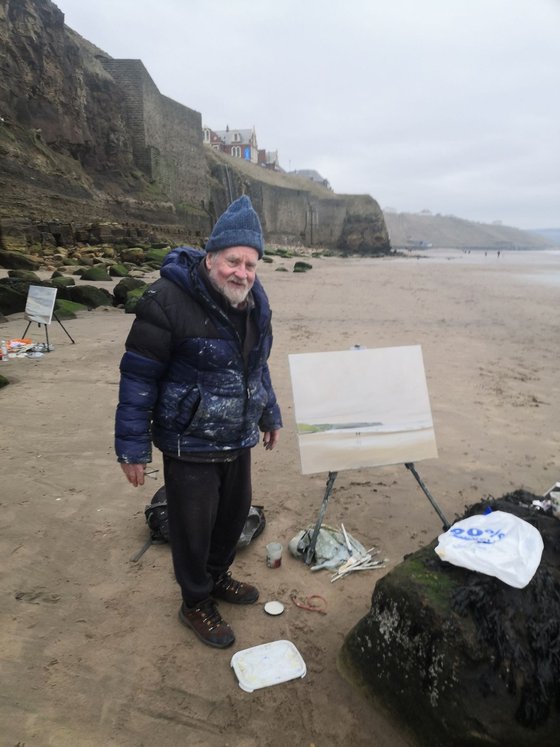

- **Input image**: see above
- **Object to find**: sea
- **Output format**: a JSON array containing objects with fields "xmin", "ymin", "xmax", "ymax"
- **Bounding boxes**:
[{"xmin": 403, "ymin": 247, "xmax": 560, "ymax": 287}]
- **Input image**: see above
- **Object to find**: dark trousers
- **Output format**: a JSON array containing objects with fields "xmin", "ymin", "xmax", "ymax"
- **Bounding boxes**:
[{"xmin": 163, "ymin": 451, "xmax": 252, "ymax": 607}]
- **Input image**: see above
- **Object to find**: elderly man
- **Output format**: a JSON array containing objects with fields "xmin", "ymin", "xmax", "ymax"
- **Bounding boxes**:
[{"xmin": 115, "ymin": 196, "xmax": 282, "ymax": 648}]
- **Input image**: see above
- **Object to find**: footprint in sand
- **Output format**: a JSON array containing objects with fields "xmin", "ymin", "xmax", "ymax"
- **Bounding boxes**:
[{"xmin": 15, "ymin": 589, "xmax": 61, "ymax": 604}]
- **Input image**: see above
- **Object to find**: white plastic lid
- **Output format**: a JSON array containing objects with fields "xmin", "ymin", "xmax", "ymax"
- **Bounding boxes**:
[
  {"xmin": 264, "ymin": 601, "xmax": 285, "ymax": 616},
  {"xmin": 231, "ymin": 640, "xmax": 306, "ymax": 692}
]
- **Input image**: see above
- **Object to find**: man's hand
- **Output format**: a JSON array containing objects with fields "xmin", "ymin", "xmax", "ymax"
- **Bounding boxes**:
[
  {"xmin": 120, "ymin": 463, "xmax": 146, "ymax": 487},
  {"xmin": 263, "ymin": 430, "xmax": 280, "ymax": 451}
]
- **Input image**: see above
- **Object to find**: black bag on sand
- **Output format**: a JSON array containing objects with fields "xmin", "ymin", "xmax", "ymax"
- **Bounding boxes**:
[
  {"xmin": 144, "ymin": 486, "xmax": 169, "ymax": 543},
  {"xmin": 237, "ymin": 504, "xmax": 266, "ymax": 548},
  {"xmin": 144, "ymin": 486, "xmax": 265, "ymax": 548}
]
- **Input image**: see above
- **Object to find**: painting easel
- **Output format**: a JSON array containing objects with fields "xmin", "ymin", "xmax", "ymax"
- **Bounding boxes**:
[
  {"xmin": 22, "ymin": 285, "xmax": 76, "ymax": 346},
  {"xmin": 289, "ymin": 345, "xmax": 448, "ymax": 566}
]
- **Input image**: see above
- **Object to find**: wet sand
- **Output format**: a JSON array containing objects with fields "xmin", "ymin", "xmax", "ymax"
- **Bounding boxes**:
[{"xmin": 1, "ymin": 247, "xmax": 559, "ymax": 746}]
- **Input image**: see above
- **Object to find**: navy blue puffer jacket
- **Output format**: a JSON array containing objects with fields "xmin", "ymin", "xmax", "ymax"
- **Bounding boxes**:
[{"xmin": 115, "ymin": 247, "xmax": 282, "ymax": 464}]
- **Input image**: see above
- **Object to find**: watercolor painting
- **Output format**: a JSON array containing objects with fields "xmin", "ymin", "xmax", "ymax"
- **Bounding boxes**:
[{"xmin": 288, "ymin": 345, "xmax": 438, "ymax": 474}]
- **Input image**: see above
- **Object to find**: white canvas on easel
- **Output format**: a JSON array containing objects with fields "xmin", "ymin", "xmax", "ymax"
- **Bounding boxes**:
[
  {"xmin": 288, "ymin": 345, "xmax": 438, "ymax": 475},
  {"xmin": 24, "ymin": 285, "xmax": 57, "ymax": 325},
  {"xmin": 22, "ymin": 285, "xmax": 76, "ymax": 345}
]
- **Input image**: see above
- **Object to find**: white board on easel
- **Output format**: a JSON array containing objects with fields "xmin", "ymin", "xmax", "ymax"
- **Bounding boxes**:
[{"xmin": 24, "ymin": 285, "xmax": 57, "ymax": 325}]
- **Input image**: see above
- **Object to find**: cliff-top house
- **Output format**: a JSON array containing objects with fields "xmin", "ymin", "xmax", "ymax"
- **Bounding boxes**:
[
  {"xmin": 289, "ymin": 169, "xmax": 332, "ymax": 191},
  {"xmin": 203, "ymin": 125, "xmax": 281, "ymax": 171}
]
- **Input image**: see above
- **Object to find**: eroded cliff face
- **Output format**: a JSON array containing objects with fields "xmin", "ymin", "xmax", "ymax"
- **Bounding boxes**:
[
  {"xmin": 1, "ymin": 1, "xmax": 130, "ymax": 169},
  {"xmin": 207, "ymin": 153, "xmax": 390, "ymax": 254},
  {"xmin": 0, "ymin": 0, "xmax": 391, "ymax": 256},
  {"xmin": 0, "ymin": 0, "xmax": 195, "ymax": 244}
]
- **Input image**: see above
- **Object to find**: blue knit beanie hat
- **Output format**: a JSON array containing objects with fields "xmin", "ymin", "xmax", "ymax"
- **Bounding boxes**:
[{"xmin": 205, "ymin": 195, "xmax": 264, "ymax": 258}]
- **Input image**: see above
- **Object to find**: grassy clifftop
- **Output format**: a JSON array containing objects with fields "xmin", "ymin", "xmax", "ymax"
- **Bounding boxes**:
[{"xmin": 384, "ymin": 211, "xmax": 551, "ymax": 250}]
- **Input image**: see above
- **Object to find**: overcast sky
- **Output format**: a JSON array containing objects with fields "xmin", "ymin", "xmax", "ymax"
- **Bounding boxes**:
[{"xmin": 55, "ymin": 0, "xmax": 559, "ymax": 230}]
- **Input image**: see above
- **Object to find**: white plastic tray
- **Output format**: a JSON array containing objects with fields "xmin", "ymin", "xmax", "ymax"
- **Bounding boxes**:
[{"xmin": 231, "ymin": 640, "xmax": 306, "ymax": 692}]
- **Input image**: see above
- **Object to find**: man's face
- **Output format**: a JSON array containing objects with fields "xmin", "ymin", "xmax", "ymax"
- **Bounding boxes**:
[{"xmin": 206, "ymin": 246, "xmax": 259, "ymax": 307}]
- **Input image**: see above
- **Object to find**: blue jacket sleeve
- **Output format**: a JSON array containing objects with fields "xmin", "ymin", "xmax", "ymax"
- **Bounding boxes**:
[
  {"xmin": 115, "ymin": 351, "xmax": 167, "ymax": 463},
  {"xmin": 115, "ymin": 286, "xmax": 173, "ymax": 463}
]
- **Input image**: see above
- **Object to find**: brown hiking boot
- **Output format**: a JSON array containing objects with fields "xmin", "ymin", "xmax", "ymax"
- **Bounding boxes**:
[
  {"xmin": 212, "ymin": 571, "xmax": 259, "ymax": 604},
  {"xmin": 178, "ymin": 599, "xmax": 235, "ymax": 648}
]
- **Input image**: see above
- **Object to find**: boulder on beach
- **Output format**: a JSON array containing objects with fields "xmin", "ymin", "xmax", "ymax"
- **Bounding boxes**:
[
  {"xmin": 61, "ymin": 284, "xmax": 113, "ymax": 309},
  {"xmin": 339, "ymin": 491, "xmax": 560, "ymax": 747},
  {"xmin": 113, "ymin": 277, "xmax": 148, "ymax": 307}
]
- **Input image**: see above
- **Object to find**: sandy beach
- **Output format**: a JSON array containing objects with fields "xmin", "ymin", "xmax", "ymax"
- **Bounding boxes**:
[{"xmin": 1, "ymin": 247, "xmax": 559, "ymax": 746}]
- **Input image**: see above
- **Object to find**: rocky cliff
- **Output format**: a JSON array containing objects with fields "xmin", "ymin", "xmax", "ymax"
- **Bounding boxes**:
[
  {"xmin": 0, "ymin": 0, "xmax": 390, "ymax": 256},
  {"xmin": 206, "ymin": 150, "xmax": 389, "ymax": 254}
]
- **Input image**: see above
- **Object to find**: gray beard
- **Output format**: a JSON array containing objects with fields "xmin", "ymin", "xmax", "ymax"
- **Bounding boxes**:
[{"xmin": 219, "ymin": 283, "xmax": 250, "ymax": 308}]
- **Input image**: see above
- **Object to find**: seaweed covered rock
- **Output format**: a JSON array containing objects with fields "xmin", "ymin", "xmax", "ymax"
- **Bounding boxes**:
[
  {"xmin": 108, "ymin": 263, "xmax": 129, "ymax": 278},
  {"xmin": 50, "ymin": 276, "xmax": 75, "ymax": 289},
  {"xmin": 81, "ymin": 266, "xmax": 112, "ymax": 282},
  {"xmin": 124, "ymin": 286, "xmax": 148, "ymax": 314},
  {"xmin": 0, "ymin": 249, "xmax": 40, "ymax": 271},
  {"xmin": 113, "ymin": 277, "xmax": 148, "ymax": 307},
  {"xmin": 339, "ymin": 491, "xmax": 560, "ymax": 747},
  {"xmin": 144, "ymin": 247, "xmax": 170, "ymax": 266},
  {"xmin": 61, "ymin": 285, "xmax": 113, "ymax": 309},
  {"xmin": 0, "ymin": 277, "xmax": 28, "ymax": 315},
  {"xmin": 7, "ymin": 269, "xmax": 42, "ymax": 283},
  {"xmin": 54, "ymin": 298, "xmax": 87, "ymax": 319}
]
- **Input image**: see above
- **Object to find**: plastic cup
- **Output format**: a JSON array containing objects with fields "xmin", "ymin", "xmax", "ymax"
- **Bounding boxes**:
[{"xmin": 266, "ymin": 542, "xmax": 282, "ymax": 568}]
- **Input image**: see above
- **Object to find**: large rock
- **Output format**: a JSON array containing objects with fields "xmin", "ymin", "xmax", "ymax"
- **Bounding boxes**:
[
  {"xmin": 339, "ymin": 492, "xmax": 560, "ymax": 747},
  {"xmin": 108, "ymin": 263, "xmax": 129, "ymax": 278},
  {"xmin": 113, "ymin": 277, "xmax": 147, "ymax": 306},
  {"xmin": 336, "ymin": 195, "xmax": 391, "ymax": 255},
  {"xmin": 50, "ymin": 275, "xmax": 75, "ymax": 288},
  {"xmin": 144, "ymin": 247, "xmax": 170, "ymax": 266},
  {"xmin": 61, "ymin": 284, "xmax": 113, "ymax": 308},
  {"xmin": 54, "ymin": 298, "xmax": 86, "ymax": 319},
  {"xmin": 7, "ymin": 269, "xmax": 42, "ymax": 282},
  {"xmin": 0, "ymin": 250, "xmax": 40, "ymax": 271},
  {"xmin": 0, "ymin": 278, "xmax": 29, "ymax": 315},
  {"xmin": 80, "ymin": 265, "xmax": 112, "ymax": 281},
  {"xmin": 120, "ymin": 247, "xmax": 146, "ymax": 265},
  {"xmin": 124, "ymin": 286, "xmax": 148, "ymax": 313}
]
